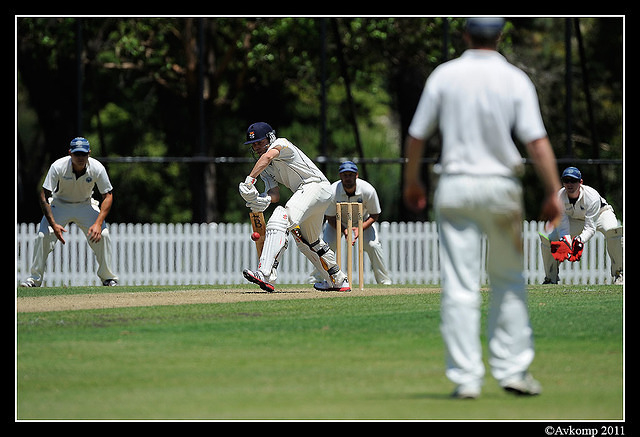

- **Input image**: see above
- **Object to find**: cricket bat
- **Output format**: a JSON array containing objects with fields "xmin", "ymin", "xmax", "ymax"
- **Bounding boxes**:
[{"xmin": 250, "ymin": 211, "xmax": 267, "ymax": 257}]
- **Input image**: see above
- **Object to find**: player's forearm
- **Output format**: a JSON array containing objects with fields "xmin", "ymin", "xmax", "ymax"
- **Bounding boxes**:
[
  {"xmin": 249, "ymin": 148, "xmax": 279, "ymax": 178},
  {"xmin": 249, "ymin": 157, "xmax": 270, "ymax": 178},
  {"xmin": 363, "ymin": 215, "xmax": 377, "ymax": 230},
  {"xmin": 403, "ymin": 136, "xmax": 425, "ymax": 183},
  {"xmin": 95, "ymin": 192, "xmax": 113, "ymax": 227},
  {"xmin": 38, "ymin": 189, "xmax": 57, "ymax": 227}
]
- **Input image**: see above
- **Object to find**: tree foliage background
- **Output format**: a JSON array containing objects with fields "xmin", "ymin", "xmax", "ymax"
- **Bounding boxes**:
[{"xmin": 16, "ymin": 17, "xmax": 623, "ymax": 225}]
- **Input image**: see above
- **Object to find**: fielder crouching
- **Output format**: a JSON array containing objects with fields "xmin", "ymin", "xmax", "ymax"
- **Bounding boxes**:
[
  {"xmin": 540, "ymin": 167, "xmax": 623, "ymax": 284},
  {"xmin": 20, "ymin": 137, "xmax": 119, "ymax": 287}
]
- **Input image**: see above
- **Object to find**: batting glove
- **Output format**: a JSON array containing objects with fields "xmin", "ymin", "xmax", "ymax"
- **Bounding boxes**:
[
  {"xmin": 246, "ymin": 194, "xmax": 271, "ymax": 213},
  {"xmin": 239, "ymin": 176, "xmax": 259, "ymax": 202}
]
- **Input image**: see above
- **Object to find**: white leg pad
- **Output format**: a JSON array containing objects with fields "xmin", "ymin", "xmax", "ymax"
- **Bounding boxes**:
[
  {"xmin": 604, "ymin": 226, "xmax": 623, "ymax": 276},
  {"xmin": 259, "ymin": 206, "xmax": 290, "ymax": 282},
  {"xmin": 539, "ymin": 233, "xmax": 559, "ymax": 283}
]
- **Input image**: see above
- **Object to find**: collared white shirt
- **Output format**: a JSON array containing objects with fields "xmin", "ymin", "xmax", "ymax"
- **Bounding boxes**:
[
  {"xmin": 408, "ymin": 49, "xmax": 547, "ymax": 177},
  {"xmin": 260, "ymin": 138, "xmax": 328, "ymax": 192},
  {"xmin": 324, "ymin": 178, "xmax": 382, "ymax": 225},
  {"xmin": 43, "ymin": 156, "xmax": 113, "ymax": 203},
  {"xmin": 557, "ymin": 185, "xmax": 607, "ymax": 242}
]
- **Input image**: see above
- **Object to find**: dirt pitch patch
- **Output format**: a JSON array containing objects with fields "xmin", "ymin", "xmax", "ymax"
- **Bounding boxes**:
[{"xmin": 16, "ymin": 286, "xmax": 439, "ymax": 313}]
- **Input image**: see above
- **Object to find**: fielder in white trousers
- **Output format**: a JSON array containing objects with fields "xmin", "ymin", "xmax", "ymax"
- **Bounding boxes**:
[
  {"xmin": 436, "ymin": 175, "xmax": 534, "ymax": 393},
  {"xmin": 404, "ymin": 18, "xmax": 559, "ymax": 398},
  {"xmin": 27, "ymin": 198, "xmax": 118, "ymax": 286}
]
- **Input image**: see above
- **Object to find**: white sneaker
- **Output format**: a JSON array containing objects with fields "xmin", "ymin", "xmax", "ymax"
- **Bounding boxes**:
[
  {"xmin": 243, "ymin": 269, "xmax": 275, "ymax": 292},
  {"xmin": 451, "ymin": 384, "xmax": 481, "ymax": 399},
  {"xmin": 313, "ymin": 277, "xmax": 351, "ymax": 292},
  {"xmin": 614, "ymin": 271, "xmax": 623, "ymax": 285},
  {"xmin": 20, "ymin": 278, "xmax": 37, "ymax": 288},
  {"xmin": 502, "ymin": 373, "xmax": 542, "ymax": 396}
]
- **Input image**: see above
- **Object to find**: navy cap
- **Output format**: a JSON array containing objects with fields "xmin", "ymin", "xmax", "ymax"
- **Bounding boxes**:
[
  {"xmin": 562, "ymin": 167, "xmax": 582, "ymax": 180},
  {"xmin": 244, "ymin": 122, "xmax": 275, "ymax": 145},
  {"xmin": 465, "ymin": 17, "xmax": 505, "ymax": 37},
  {"xmin": 69, "ymin": 137, "xmax": 90, "ymax": 153},
  {"xmin": 339, "ymin": 161, "xmax": 358, "ymax": 173}
]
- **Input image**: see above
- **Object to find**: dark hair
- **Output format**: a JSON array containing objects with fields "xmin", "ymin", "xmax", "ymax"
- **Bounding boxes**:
[{"xmin": 467, "ymin": 33, "xmax": 501, "ymax": 49}]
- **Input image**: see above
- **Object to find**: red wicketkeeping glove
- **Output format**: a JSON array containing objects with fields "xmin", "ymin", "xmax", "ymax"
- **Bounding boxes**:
[
  {"xmin": 568, "ymin": 237, "xmax": 584, "ymax": 262},
  {"xmin": 550, "ymin": 235, "xmax": 573, "ymax": 262}
]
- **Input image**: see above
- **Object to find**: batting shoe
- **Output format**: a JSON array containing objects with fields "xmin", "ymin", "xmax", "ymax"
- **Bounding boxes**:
[
  {"xmin": 313, "ymin": 277, "xmax": 351, "ymax": 292},
  {"xmin": 19, "ymin": 278, "xmax": 38, "ymax": 287},
  {"xmin": 102, "ymin": 279, "xmax": 118, "ymax": 286},
  {"xmin": 501, "ymin": 373, "xmax": 542, "ymax": 396},
  {"xmin": 243, "ymin": 269, "xmax": 275, "ymax": 292}
]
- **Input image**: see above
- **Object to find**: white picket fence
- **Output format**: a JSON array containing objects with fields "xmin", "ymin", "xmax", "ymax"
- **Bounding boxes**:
[{"xmin": 15, "ymin": 221, "xmax": 613, "ymax": 287}]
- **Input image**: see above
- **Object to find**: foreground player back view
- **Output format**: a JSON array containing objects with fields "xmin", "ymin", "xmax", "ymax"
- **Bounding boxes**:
[{"xmin": 403, "ymin": 17, "xmax": 562, "ymax": 399}]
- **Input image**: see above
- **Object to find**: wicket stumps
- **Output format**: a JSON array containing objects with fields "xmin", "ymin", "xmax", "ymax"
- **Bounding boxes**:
[{"xmin": 335, "ymin": 202, "xmax": 364, "ymax": 290}]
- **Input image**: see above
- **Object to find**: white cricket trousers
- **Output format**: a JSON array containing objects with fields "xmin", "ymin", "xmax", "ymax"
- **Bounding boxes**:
[
  {"xmin": 26, "ymin": 198, "xmax": 119, "ymax": 286},
  {"xmin": 435, "ymin": 174, "xmax": 534, "ymax": 390}
]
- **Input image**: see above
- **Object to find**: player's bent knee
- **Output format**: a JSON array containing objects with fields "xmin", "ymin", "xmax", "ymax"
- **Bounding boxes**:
[{"xmin": 267, "ymin": 206, "xmax": 290, "ymax": 233}]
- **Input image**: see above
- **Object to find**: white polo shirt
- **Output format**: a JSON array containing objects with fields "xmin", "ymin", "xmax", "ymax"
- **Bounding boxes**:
[
  {"xmin": 557, "ymin": 185, "xmax": 607, "ymax": 243},
  {"xmin": 43, "ymin": 156, "xmax": 113, "ymax": 203},
  {"xmin": 260, "ymin": 138, "xmax": 328, "ymax": 192},
  {"xmin": 324, "ymin": 178, "xmax": 382, "ymax": 226},
  {"xmin": 408, "ymin": 49, "xmax": 548, "ymax": 177}
]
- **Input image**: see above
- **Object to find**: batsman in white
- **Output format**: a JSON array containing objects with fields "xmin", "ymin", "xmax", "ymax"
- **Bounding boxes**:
[
  {"xmin": 539, "ymin": 166, "xmax": 623, "ymax": 284},
  {"xmin": 20, "ymin": 137, "xmax": 119, "ymax": 287},
  {"xmin": 239, "ymin": 122, "xmax": 350, "ymax": 292},
  {"xmin": 310, "ymin": 161, "xmax": 392, "ymax": 285},
  {"xmin": 403, "ymin": 18, "xmax": 562, "ymax": 399}
]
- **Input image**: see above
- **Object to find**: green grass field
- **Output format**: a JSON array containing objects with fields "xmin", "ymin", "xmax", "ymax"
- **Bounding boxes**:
[{"xmin": 16, "ymin": 284, "xmax": 623, "ymax": 421}]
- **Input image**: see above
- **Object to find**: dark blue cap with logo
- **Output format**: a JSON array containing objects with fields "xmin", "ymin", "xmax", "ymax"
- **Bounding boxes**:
[
  {"xmin": 562, "ymin": 167, "xmax": 582, "ymax": 180},
  {"xmin": 69, "ymin": 137, "xmax": 90, "ymax": 153},
  {"xmin": 339, "ymin": 161, "xmax": 358, "ymax": 173}
]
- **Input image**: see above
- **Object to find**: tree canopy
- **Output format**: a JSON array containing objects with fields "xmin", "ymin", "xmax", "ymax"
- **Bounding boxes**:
[{"xmin": 17, "ymin": 17, "xmax": 623, "ymax": 224}]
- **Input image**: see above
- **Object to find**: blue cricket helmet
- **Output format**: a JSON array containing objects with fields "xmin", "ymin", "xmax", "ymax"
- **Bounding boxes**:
[{"xmin": 244, "ymin": 122, "xmax": 275, "ymax": 145}]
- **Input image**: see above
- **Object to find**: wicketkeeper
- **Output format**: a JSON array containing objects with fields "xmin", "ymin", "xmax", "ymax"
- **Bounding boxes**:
[
  {"xmin": 310, "ymin": 161, "xmax": 392, "ymax": 285},
  {"xmin": 540, "ymin": 167, "xmax": 623, "ymax": 284}
]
